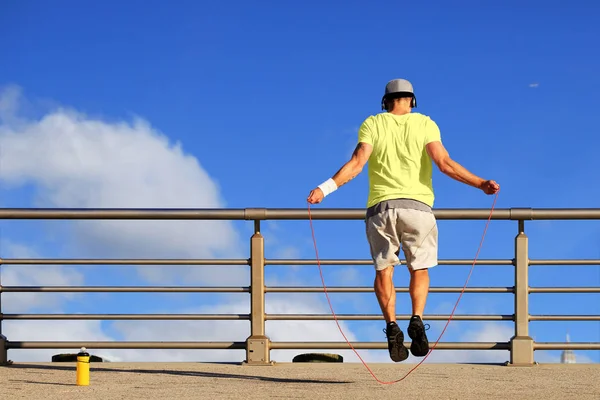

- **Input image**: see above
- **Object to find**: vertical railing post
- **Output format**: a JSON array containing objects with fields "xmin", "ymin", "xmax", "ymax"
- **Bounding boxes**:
[
  {"xmin": 0, "ymin": 334, "xmax": 6, "ymax": 365},
  {"xmin": 0, "ymin": 260, "xmax": 8, "ymax": 365},
  {"xmin": 244, "ymin": 219, "xmax": 272, "ymax": 365},
  {"xmin": 509, "ymin": 220, "xmax": 534, "ymax": 366}
]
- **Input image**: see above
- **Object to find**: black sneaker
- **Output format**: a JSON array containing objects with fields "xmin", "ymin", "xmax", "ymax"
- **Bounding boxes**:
[
  {"xmin": 383, "ymin": 322, "xmax": 409, "ymax": 362},
  {"xmin": 407, "ymin": 315, "xmax": 430, "ymax": 357}
]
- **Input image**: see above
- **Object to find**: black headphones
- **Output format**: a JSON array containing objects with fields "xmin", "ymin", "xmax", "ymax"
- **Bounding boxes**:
[{"xmin": 381, "ymin": 93, "xmax": 417, "ymax": 110}]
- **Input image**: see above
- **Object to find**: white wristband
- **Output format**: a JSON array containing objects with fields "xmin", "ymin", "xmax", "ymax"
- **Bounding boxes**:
[{"xmin": 318, "ymin": 178, "xmax": 338, "ymax": 197}]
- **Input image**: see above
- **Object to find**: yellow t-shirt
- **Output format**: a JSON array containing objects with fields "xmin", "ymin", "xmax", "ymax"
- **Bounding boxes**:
[{"xmin": 357, "ymin": 112, "xmax": 442, "ymax": 208}]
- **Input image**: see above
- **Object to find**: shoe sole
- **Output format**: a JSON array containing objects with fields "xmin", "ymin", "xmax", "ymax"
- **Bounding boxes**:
[
  {"xmin": 388, "ymin": 330, "xmax": 409, "ymax": 362},
  {"xmin": 408, "ymin": 325, "xmax": 429, "ymax": 357}
]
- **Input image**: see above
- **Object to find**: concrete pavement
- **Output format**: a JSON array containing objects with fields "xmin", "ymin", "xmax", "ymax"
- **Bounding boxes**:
[{"xmin": 1, "ymin": 362, "xmax": 599, "ymax": 399}]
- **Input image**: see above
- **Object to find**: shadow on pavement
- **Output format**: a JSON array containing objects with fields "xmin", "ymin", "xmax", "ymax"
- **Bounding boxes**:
[
  {"xmin": 9, "ymin": 379, "xmax": 73, "ymax": 386},
  {"xmin": 5, "ymin": 363, "xmax": 352, "ymax": 385}
]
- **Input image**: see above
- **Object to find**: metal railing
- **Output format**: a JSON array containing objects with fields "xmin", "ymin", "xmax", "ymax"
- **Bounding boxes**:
[{"xmin": 0, "ymin": 207, "xmax": 599, "ymax": 366}]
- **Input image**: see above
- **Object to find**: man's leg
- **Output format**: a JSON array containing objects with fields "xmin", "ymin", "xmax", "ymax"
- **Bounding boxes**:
[
  {"xmin": 406, "ymin": 267, "xmax": 431, "ymax": 356},
  {"xmin": 374, "ymin": 265, "xmax": 396, "ymax": 323},
  {"xmin": 401, "ymin": 209, "xmax": 438, "ymax": 357},
  {"xmin": 409, "ymin": 268, "xmax": 430, "ymax": 318},
  {"xmin": 373, "ymin": 265, "xmax": 408, "ymax": 362},
  {"xmin": 366, "ymin": 210, "xmax": 408, "ymax": 362}
]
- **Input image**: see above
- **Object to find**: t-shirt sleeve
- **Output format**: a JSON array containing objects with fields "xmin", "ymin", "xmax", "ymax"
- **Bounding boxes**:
[
  {"xmin": 423, "ymin": 118, "xmax": 442, "ymax": 145},
  {"xmin": 357, "ymin": 117, "xmax": 373, "ymax": 145}
]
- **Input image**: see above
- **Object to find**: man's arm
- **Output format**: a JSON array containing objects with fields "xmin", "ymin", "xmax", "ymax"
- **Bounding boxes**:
[
  {"xmin": 307, "ymin": 142, "xmax": 373, "ymax": 204},
  {"xmin": 331, "ymin": 142, "xmax": 373, "ymax": 187},
  {"xmin": 426, "ymin": 141, "xmax": 499, "ymax": 194}
]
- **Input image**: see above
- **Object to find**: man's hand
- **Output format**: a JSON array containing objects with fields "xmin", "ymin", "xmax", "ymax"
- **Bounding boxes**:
[
  {"xmin": 307, "ymin": 188, "xmax": 325, "ymax": 204},
  {"xmin": 480, "ymin": 180, "xmax": 500, "ymax": 195}
]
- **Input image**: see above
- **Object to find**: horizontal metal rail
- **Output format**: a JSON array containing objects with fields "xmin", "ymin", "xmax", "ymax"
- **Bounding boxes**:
[
  {"xmin": 529, "ymin": 287, "xmax": 600, "ymax": 293},
  {"xmin": 5, "ymin": 314, "xmax": 597, "ymax": 322},
  {"xmin": 2, "ymin": 258, "xmax": 596, "ymax": 266},
  {"xmin": 6, "ymin": 342, "xmax": 246, "ymax": 350},
  {"xmin": 0, "ymin": 258, "xmax": 514, "ymax": 266},
  {"xmin": 4, "ymin": 341, "xmax": 510, "ymax": 350},
  {"xmin": 2, "ymin": 314, "xmax": 250, "ymax": 320},
  {"xmin": 6, "ymin": 341, "xmax": 599, "ymax": 351},
  {"xmin": 270, "ymin": 342, "xmax": 511, "ymax": 350},
  {"xmin": 266, "ymin": 314, "xmax": 513, "ymax": 321},
  {"xmin": 0, "ymin": 209, "xmax": 250, "ymax": 220},
  {"xmin": 265, "ymin": 286, "xmax": 514, "ymax": 293},
  {"xmin": 534, "ymin": 343, "xmax": 600, "ymax": 350},
  {"xmin": 0, "ymin": 258, "xmax": 249, "ymax": 265},
  {"xmin": 529, "ymin": 315, "xmax": 600, "ymax": 321},
  {"xmin": 1, "ymin": 313, "xmax": 513, "ymax": 321},
  {"xmin": 275, "ymin": 259, "xmax": 598, "ymax": 266},
  {"xmin": 529, "ymin": 259, "xmax": 600, "ymax": 266},
  {"xmin": 0, "ymin": 286, "xmax": 249, "ymax": 293},
  {"xmin": 1, "ymin": 207, "xmax": 599, "ymax": 220},
  {"xmin": 266, "ymin": 259, "xmax": 513, "ymax": 266},
  {"xmin": 0, "ymin": 286, "xmax": 514, "ymax": 293}
]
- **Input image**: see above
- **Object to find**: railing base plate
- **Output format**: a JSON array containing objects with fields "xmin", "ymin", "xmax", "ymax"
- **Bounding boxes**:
[
  {"xmin": 245, "ymin": 336, "xmax": 273, "ymax": 365},
  {"xmin": 505, "ymin": 361, "xmax": 539, "ymax": 367},
  {"xmin": 509, "ymin": 335, "xmax": 535, "ymax": 366},
  {"xmin": 0, "ymin": 335, "xmax": 9, "ymax": 366}
]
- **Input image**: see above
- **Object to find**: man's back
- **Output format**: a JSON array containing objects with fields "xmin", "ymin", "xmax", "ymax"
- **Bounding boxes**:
[
  {"xmin": 358, "ymin": 112, "xmax": 441, "ymax": 208},
  {"xmin": 306, "ymin": 79, "xmax": 500, "ymax": 365}
]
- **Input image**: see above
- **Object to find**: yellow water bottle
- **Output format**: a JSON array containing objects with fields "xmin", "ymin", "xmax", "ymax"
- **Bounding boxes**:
[{"xmin": 76, "ymin": 347, "xmax": 90, "ymax": 386}]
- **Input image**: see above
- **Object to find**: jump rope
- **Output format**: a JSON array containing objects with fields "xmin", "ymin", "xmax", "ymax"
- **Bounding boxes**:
[{"xmin": 306, "ymin": 191, "xmax": 499, "ymax": 384}]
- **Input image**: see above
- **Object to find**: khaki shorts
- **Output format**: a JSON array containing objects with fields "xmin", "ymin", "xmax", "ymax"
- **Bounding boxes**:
[{"xmin": 365, "ymin": 208, "xmax": 438, "ymax": 271}]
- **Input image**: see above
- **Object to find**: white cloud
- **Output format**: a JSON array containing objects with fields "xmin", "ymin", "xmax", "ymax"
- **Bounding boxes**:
[
  {"xmin": 3, "ymin": 296, "xmax": 390, "ymax": 364},
  {"xmin": 529, "ymin": 83, "xmax": 539, "ymax": 88},
  {"xmin": 535, "ymin": 350, "xmax": 595, "ymax": 364},
  {"xmin": 0, "ymin": 240, "xmax": 84, "ymax": 313},
  {"xmin": 104, "ymin": 294, "xmax": 389, "ymax": 363},
  {"xmin": 272, "ymin": 246, "xmax": 301, "ymax": 260},
  {"xmin": 0, "ymin": 86, "xmax": 381, "ymax": 364},
  {"xmin": 4, "ymin": 303, "xmax": 596, "ymax": 365},
  {"xmin": 3, "ymin": 320, "xmax": 113, "ymax": 362},
  {"xmin": 330, "ymin": 266, "xmax": 362, "ymax": 285},
  {"xmin": 0, "ymin": 85, "xmax": 19, "ymax": 121},
  {"xmin": 0, "ymin": 85, "xmax": 246, "ymax": 286},
  {"xmin": 411, "ymin": 321, "xmax": 514, "ymax": 364}
]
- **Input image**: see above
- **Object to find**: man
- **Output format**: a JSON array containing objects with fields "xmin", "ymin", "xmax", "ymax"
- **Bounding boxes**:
[{"xmin": 307, "ymin": 78, "xmax": 500, "ymax": 362}]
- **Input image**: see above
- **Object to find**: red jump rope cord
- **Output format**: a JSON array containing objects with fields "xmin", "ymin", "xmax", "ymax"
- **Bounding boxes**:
[{"xmin": 307, "ymin": 192, "xmax": 498, "ymax": 384}]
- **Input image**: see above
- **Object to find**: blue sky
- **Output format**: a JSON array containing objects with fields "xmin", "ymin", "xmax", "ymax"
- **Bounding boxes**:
[{"xmin": 0, "ymin": 0, "xmax": 598, "ymax": 364}]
